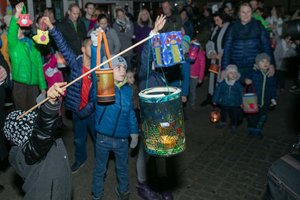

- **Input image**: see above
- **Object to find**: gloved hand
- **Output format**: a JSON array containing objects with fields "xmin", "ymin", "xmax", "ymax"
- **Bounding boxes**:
[
  {"xmin": 90, "ymin": 28, "xmax": 103, "ymax": 47},
  {"xmin": 130, "ymin": 134, "xmax": 139, "ymax": 149}
]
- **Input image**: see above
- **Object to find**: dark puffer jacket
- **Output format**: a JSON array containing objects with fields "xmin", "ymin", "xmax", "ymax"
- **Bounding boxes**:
[
  {"xmin": 249, "ymin": 67, "xmax": 276, "ymax": 107},
  {"xmin": 212, "ymin": 80, "xmax": 244, "ymax": 107},
  {"xmin": 222, "ymin": 19, "xmax": 274, "ymax": 79},
  {"xmin": 49, "ymin": 27, "xmax": 96, "ymax": 119}
]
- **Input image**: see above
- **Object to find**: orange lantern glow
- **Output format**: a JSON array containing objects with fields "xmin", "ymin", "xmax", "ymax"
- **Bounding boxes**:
[
  {"xmin": 210, "ymin": 111, "xmax": 221, "ymax": 123},
  {"xmin": 208, "ymin": 64, "xmax": 220, "ymax": 74}
]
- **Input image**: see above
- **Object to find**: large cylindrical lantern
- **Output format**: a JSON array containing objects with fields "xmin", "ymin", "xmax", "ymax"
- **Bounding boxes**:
[
  {"xmin": 139, "ymin": 87, "xmax": 186, "ymax": 157},
  {"xmin": 95, "ymin": 31, "xmax": 115, "ymax": 103},
  {"xmin": 95, "ymin": 69, "xmax": 115, "ymax": 102}
]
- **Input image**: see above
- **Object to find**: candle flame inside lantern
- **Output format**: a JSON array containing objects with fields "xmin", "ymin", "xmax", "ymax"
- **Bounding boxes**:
[{"xmin": 210, "ymin": 111, "xmax": 220, "ymax": 123}]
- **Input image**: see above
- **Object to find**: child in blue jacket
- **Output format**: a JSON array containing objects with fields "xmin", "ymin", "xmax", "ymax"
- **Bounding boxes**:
[
  {"xmin": 213, "ymin": 64, "xmax": 243, "ymax": 133},
  {"xmin": 43, "ymin": 17, "xmax": 97, "ymax": 173},
  {"xmin": 245, "ymin": 53, "xmax": 277, "ymax": 138},
  {"xmin": 90, "ymin": 30, "xmax": 139, "ymax": 199}
]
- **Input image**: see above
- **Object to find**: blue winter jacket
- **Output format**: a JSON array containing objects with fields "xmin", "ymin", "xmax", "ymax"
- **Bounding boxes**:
[
  {"xmin": 222, "ymin": 19, "xmax": 274, "ymax": 79},
  {"xmin": 249, "ymin": 67, "xmax": 276, "ymax": 107},
  {"xmin": 213, "ymin": 80, "xmax": 244, "ymax": 107},
  {"xmin": 49, "ymin": 27, "xmax": 96, "ymax": 119},
  {"xmin": 91, "ymin": 47, "xmax": 138, "ymax": 138},
  {"xmin": 138, "ymin": 40, "xmax": 190, "ymax": 96}
]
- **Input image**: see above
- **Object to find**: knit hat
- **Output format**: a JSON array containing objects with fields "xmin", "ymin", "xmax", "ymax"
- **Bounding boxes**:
[
  {"xmin": 225, "ymin": 64, "xmax": 241, "ymax": 80},
  {"xmin": 101, "ymin": 55, "xmax": 127, "ymax": 70},
  {"xmin": 255, "ymin": 53, "xmax": 270, "ymax": 65},
  {"xmin": 3, "ymin": 110, "xmax": 38, "ymax": 146}
]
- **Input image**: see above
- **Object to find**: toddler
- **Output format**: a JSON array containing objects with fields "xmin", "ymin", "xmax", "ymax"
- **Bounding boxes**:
[{"xmin": 213, "ymin": 64, "xmax": 243, "ymax": 133}]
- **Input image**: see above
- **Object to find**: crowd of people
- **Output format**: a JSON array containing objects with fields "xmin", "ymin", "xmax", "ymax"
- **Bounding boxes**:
[{"xmin": 0, "ymin": 0, "xmax": 300, "ymax": 199}]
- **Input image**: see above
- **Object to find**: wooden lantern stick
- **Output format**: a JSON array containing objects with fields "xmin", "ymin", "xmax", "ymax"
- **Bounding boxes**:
[{"xmin": 17, "ymin": 34, "xmax": 154, "ymax": 120}]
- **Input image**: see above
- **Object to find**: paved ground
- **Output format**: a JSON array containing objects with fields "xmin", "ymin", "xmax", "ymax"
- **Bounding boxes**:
[{"xmin": 0, "ymin": 79, "xmax": 299, "ymax": 200}]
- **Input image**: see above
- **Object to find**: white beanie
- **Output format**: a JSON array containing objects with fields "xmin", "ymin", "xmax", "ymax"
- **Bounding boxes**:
[{"xmin": 225, "ymin": 64, "xmax": 241, "ymax": 80}]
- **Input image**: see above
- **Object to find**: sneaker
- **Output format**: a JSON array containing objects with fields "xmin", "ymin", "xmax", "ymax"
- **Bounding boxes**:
[
  {"xmin": 136, "ymin": 181, "xmax": 161, "ymax": 200},
  {"xmin": 115, "ymin": 187, "xmax": 130, "ymax": 200},
  {"xmin": 92, "ymin": 195, "xmax": 102, "ymax": 200},
  {"xmin": 160, "ymin": 191, "xmax": 173, "ymax": 200},
  {"xmin": 71, "ymin": 161, "xmax": 86, "ymax": 174}
]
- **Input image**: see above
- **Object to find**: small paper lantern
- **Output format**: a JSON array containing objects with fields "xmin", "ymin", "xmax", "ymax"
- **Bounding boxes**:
[
  {"xmin": 210, "ymin": 111, "xmax": 221, "ymax": 123},
  {"xmin": 188, "ymin": 41, "xmax": 200, "ymax": 63},
  {"xmin": 17, "ymin": 13, "xmax": 32, "ymax": 27},
  {"xmin": 208, "ymin": 64, "xmax": 220, "ymax": 74},
  {"xmin": 32, "ymin": 29, "xmax": 49, "ymax": 45}
]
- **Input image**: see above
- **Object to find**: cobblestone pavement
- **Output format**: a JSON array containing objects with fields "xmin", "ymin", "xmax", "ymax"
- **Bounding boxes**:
[{"xmin": 0, "ymin": 80, "xmax": 299, "ymax": 200}]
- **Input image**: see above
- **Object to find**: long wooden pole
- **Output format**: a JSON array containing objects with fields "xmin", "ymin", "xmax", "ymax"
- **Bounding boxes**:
[{"xmin": 17, "ymin": 34, "xmax": 154, "ymax": 120}]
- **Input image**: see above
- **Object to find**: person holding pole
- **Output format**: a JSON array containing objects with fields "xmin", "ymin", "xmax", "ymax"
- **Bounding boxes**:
[{"xmin": 42, "ymin": 16, "xmax": 97, "ymax": 174}]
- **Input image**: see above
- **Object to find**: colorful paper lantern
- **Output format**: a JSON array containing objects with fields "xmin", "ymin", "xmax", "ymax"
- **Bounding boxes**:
[{"xmin": 32, "ymin": 29, "xmax": 49, "ymax": 45}]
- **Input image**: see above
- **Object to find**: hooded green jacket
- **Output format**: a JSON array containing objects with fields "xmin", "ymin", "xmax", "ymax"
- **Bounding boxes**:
[{"xmin": 8, "ymin": 17, "xmax": 46, "ymax": 90}]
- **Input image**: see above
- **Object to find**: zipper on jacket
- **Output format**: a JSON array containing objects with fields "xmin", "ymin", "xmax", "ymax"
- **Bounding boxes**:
[
  {"xmin": 112, "ymin": 88, "xmax": 122, "ymax": 137},
  {"xmin": 97, "ymin": 107, "xmax": 107, "ymax": 125}
]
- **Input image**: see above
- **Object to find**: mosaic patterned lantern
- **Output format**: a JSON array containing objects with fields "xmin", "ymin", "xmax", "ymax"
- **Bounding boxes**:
[
  {"xmin": 139, "ymin": 87, "xmax": 186, "ymax": 157},
  {"xmin": 151, "ymin": 31, "xmax": 184, "ymax": 67}
]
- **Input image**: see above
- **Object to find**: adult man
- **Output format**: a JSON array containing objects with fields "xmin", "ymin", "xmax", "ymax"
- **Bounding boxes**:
[
  {"xmin": 161, "ymin": 0, "xmax": 184, "ymax": 33},
  {"xmin": 56, "ymin": 3, "xmax": 87, "ymax": 56}
]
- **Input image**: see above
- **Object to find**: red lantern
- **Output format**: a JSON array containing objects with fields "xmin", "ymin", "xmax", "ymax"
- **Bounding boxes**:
[
  {"xmin": 17, "ymin": 6, "xmax": 32, "ymax": 27},
  {"xmin": 210, "ymin": 111, "xmax": 221, "ymax": 123},
  {"xmin": 188, "ymin": 41, "xmax": 200, "ymax": 62},
  {"xmin": 208, "ymin": 63, "xmax": 220, "ymax": 74}
]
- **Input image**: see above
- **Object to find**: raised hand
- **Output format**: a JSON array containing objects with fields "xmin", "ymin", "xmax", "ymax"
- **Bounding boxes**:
[
  {"xmin": 153, "ymin": 15, "xmax": 166, "ymax": 34},
  {"xmin": 15, "ymin": 2, "xmax": 24, "ymax": 18},
  {"xmin": 47, "ymin": 82, "xmax": 67, "ymax": 104},
  {"xmin": 42, "ymin": 17, "xmax": 54, "ymax": 30}
]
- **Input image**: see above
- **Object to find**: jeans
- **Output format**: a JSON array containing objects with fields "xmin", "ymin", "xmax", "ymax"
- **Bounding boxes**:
[
  {"xmin": 92, "ymin": 134, "xmax": 129, "ymax": 198},
  {"xmin": 72, "ymin": 112, "xmax": 95, "ymax": 164}
]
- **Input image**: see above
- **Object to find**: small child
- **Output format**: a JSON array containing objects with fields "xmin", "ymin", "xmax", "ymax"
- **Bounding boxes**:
[
  {"xmin": 43, "ymin": 16, "xmax": 97, "ymax": 174},
  {"xmin": 245, "ymin": 53, "xmax": 277, "ymax": 138},
  {"xmin": 189, "ymin": 41, "xmax": 206, "ymax": 110},
  {"xmin": 91, "ymin": 51, "xmax": 139, "ymax": 199},
  {"xmin": 3, "ymin": 82, "xmax": 71, "ymax": 199},
  {"xmin": 213, "ymin": 64, "xmax": 243, "ymax": 134}
]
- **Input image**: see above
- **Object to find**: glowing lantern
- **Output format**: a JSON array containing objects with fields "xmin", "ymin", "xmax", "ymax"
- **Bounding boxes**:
[
  {"xmin": 210, "ymin": 111, "xmax": 221, "ymax": 123},
  {"xmin": 208, "ymin": 63, "xmax": 220, "ymax": 74},
  {"xmin": 188, "ymin": 41, "xmax": 200, "ymax": 63}
]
